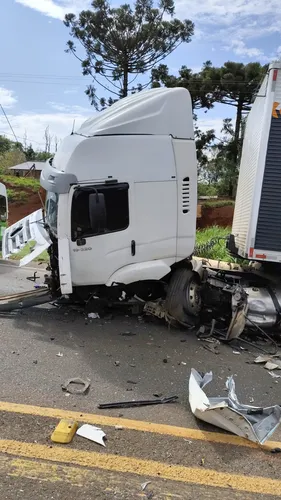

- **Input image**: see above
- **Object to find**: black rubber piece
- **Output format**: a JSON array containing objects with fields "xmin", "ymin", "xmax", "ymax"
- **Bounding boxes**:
[{"xmin": 165, "ymin": 268, "xmax": 201, "ymax": 326}]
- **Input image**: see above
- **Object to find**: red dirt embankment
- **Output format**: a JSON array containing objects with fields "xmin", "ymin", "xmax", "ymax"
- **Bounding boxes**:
[
  {"xmin": 7, "ymin": 185, "xmax": 45, "ymax": 225},
  {"xmin": 197, "ymin": 205, "xmax": 234, "ymax": 229}
]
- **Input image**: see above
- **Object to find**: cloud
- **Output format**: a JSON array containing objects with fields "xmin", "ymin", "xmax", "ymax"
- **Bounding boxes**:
[
  {"xmin": 48, "ymin": 101, "xmax": 91, "ymax": 113},
  {"xmin": 197, "ymin": 117, "xmax": 223, "ymax": 138},
  {"xmin": 64, "ymin": 89, "xmax": 78, "ymax": 95},
  {"xmin": 0, "ymin": 87, "xmax": 17, "ymax": 108},
  {"xmin": 0, "ymin": 111, "xmax": 93, "ymax": 150},
  {"xmin": 15, "ymin": 0, "xmax": 91, "ymax": 20}
]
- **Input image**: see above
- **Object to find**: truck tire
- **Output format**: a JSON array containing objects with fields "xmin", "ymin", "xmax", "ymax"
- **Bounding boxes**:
[{"xmin": 165, "ymin": 268, "xmax": 201, "ymax": 326}]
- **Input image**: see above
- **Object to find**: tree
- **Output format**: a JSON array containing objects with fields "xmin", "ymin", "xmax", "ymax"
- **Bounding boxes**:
[
  {"xmin": 64, "ymin": 0, "xmax": 194, "ymax": 109},
  {"xmin": 25, "ymin": 144, "xmax": 36, "ymax": 161},
  {"xmin": 0, "ymin": 135, "xmax": 12, "ymax": 155},
  {"xmin": 151, "ymin": 63, "xmax": 215, "ymax": 112},
  {"xmin": 201, "ymin": 61, "xmax": 267, "ymax": 167},
  {"xmin": 44, "ymin": 126, "xmax": 52, "ymax": 154}
]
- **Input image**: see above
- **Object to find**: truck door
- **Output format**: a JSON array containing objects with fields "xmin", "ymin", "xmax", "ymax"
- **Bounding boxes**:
[{"xmin": 68, "ymin": 182, "xmax": 134, "ymax": 286}]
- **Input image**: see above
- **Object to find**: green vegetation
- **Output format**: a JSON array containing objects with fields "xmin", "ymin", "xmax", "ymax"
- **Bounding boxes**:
[
  {"xmin": 9, "ymin": 241, "xmax": 49, "ymax": 263},
  {"xmin": 2, "ymin": 175, "xmax": 40, "ymax": 191},
  {"xmin": 200, "ymin": 200, "xmax": 235, "ymax": 209},
  {"xmin": 6, "ymin": 189, "xmax": 29, "ymax": 203},
  {"xmin": 195, "ymin": 226, "xmax": 232, "ymax": 261}
]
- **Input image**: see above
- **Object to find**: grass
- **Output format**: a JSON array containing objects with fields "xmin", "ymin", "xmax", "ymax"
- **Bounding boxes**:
[
  {"xmin": 195, "ymin": 226, "xmax": 233, "ymax": 261},
  {"xmin": 9, "ymin": 241, "xmax": 49, "ymax": 263},
  {"xmin": 7, "ymin": 189, "xmax": 29, "ymax": 203},
  {"xmin": 2, "ymin": 175, "xmax": 40, "ymax": 192},
  {"xmin": 200, "ymin": 200, "xmax": 235, "ymax": 208}
]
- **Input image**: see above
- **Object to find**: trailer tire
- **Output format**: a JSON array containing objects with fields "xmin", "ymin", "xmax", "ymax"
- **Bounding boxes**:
[{"xmin": 165, "ymin": 268, "xmax": 201, "ymax": 325}]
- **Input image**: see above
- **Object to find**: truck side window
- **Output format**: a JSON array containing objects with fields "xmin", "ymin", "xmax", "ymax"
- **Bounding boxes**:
[{"xmin": 71, "ymin": 183, "xmax": 129, "ymax": 241}]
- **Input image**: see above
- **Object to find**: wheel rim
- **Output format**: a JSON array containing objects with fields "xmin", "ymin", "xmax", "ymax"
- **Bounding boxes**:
[{"xmin": 186, "ymin": 279, "xmax": 201, "ymax": 315}]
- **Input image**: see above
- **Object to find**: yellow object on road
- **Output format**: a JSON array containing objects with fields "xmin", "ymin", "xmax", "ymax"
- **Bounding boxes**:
[{"xmin": 51, "ymin": 419, "xmax": 78, "ymax": 444}]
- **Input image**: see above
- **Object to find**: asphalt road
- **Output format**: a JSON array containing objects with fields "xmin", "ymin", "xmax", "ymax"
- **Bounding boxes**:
[{"xmin": 1, "ymin": 262, "xmax": 281, "ymax": 499}]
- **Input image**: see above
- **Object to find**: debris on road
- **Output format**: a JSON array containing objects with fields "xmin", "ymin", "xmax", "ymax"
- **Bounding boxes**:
[
  {"xmin": 98, "ymin": 395, "xmax": 178, "ymax": 410},
  {"xmin": 232, "ymin": 350, "xmax": 241, "ymax": 355},
  {"xmin": 87, "ymin": 312, "xmax": 100, "ymax": 319},
  {"xmin": 189, "ymin": 368, "xmax": 281, "ymax": 444},
  {"xmin": 141, "ymin": 481, "xmax": 151, "ymax": 491},
  {"xmin": 114, "ymin": 361, "xmax": 120, "ymax": 367},
  {"xmin": 77, "ymin": 424, "xmax": 106, "ymax": 447},
  {"xmin": 51, "ymin": 419, "xmax": 78, "ymax": 444},
  {"xmin": 254, "ymin": 354, "xmax": 281, "ymax": 370},
  {"xmin": 120, "ymin": 331, "xmax": 136, "ymax": 337},
  {"xmin": 61, "ymin": 377, "xmax": 91, "ymax": 395},
  {"xmin": 268, "ymin": 371, "xmax": 281, "ymax": 379},
  {"xmin": 115, "ymin": 425, "xmax": 124, "ymax": 430},
  {"xmin": 56, "ymin": 352, "xmax": 63, "ymax": 357}
]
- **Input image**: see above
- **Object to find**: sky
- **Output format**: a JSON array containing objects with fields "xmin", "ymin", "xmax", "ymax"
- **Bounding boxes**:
[{"xmin": 0, "ymin": 0, "xmax": 280, "ymax": 151}]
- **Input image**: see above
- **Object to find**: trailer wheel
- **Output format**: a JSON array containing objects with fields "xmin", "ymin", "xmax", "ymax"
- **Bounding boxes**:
[{"xmin": 165, "ymin": 268, "xmax": 201, "ymax": 325}]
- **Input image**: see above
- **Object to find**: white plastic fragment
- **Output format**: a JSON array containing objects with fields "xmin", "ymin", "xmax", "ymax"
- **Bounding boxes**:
[
  {"xmin": 77, "ymin": 424, "xmax": 106, "ymax": 446},
  {"xmin": 189, "ymin": 368, "xmax": 281, "ymax": 444},
  {"xmin": 88, "ymin": 312, "xmax": 100, "ymax": 319},
  {"xmin": 56, "ymin": 352, "xmax": 63, "ymax": 357},
  {"xmin": 141, "ymin": 481, "xmax": 151, "ymax": 491},
  {"xmin": 268, "ymin": 371, "xmax": 281, "ymax": 379}
]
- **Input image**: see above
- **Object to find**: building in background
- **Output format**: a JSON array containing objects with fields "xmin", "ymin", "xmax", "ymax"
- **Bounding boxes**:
[{"xmin": 9, "ymin": 161, "xmax": 45, "ymax": 179}]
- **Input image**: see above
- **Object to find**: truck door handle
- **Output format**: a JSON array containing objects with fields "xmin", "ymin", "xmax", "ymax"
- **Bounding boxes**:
[{"xmin": 131, "ymin": 240, "xmax": 136, "ymax": 256}]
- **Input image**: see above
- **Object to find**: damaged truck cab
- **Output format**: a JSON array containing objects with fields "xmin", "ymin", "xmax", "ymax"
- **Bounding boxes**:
[{"xmin": 3, "ymin": 88, "xmax": 201, "ymax": 324}]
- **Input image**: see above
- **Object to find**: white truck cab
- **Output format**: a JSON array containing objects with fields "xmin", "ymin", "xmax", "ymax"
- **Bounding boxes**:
[{"xmin": 3, "ymin": 88, "xmax": 200, "ymax": 323}]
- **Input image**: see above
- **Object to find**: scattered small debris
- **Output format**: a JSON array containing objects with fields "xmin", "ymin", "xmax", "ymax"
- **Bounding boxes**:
[
  {"xmin": 88, "ymin": 312, "xmax": 100, "ymax": 319},
  {"xmin": 181, "ymin": 362, "xmax": 187, "ymax": 366},
  {"xmin": 115, "ymin": 425, "xmax": 123, "ymax": 430},
  {"xmin": 61, "ymin": 378, "xmax": 91, "ymax": 395},
  {"xmin": 163, "ymin": 358, "xmax": 168, "ymax": 364},
  {"xmin": 120, "ymin": 331, "xmax": 136, "ymax": 337},
  {"xmin": 268, "ymin": 371, "xmax": 281, "ymax": 379},
  {"xmin": 232, "ymin": 351, "xmax": 241, "ymax": 355},
  {"xmin": 141, "ymin": 481, "xmax": 151, "ymax": 491},
  {"xmin": 153, "ymin": 393, "xmax": 163, "ymax": 398},
  {"xmin": 114, "ymin": 361, "xmax": 120, "ymax": 367},
  {"xmin": 129, "ymin": 363, "xmax": 136, "ymax": 368},
  {"xmin": 189, "ymin": 368, "xmax": 281, "ymax": 444},
  {"xmin": 203, "ymin": 342, "xmax": 220, "ymax": 355},
  {"xmin": 50, "ymin": 337, "xmax": 55, "ymax": 341},
  {"xmin": 271, "ymin": 448, "xmax": 281, "ymax": 454},
  {"xmin": 254, "ymin": 355, "xmax": 273, "ymax": 364},
  {"xmin": 265, "ymin": 361, "xmax": 281, "ymax": 371},
  {"xmin": 127, "ymin": 380, "xmax": 138, "ymax": 385},
  {"xmin": 33, "ymin": 360, "xmax": 38, "ymax": 365},
  {"xmin": 77, "ymin": 424, "xmax": 106, "ymax": 447},
  {"xmin": 98, "ymin": 395, "xmax": 178, "ymax": 410},
  {"xmin": 200, "ymin": 458, "xmax": 205, "ymax": 466},
  {"xmin": 180, "ymin": 339, "xmax": 187, "ymax": 343},
  {"xmin": 51, "ymin": 419, "xmax": 78, "ymax": 444},
  {"xmin": 56, "ymin": 352, "xmax": 63, "ymax": 357}
]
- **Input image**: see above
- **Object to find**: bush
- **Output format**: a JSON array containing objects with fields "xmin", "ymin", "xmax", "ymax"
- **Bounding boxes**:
[
  {"xmin": 198, "ymin": 183, "xmax": 218, "ymax": 197},
  {"xmin": 1, "ymin": 175, "xmax": 40, "ymax": 192},
  {"xmin": 201, "ymin": 200, "xmax": 235, "ymax": 208}
]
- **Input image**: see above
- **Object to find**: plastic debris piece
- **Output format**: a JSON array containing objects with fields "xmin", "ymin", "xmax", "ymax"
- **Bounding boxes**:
[
  {"xmin": 51, "ymin": 419, "xmax": 78, "ymax": 444},
  {"xmin": 77, "ymin": 424, "xmax": 106, "ymax": 446},
  {"xmin": 56, "ymin": 352, "xmax": 63, "ymax": 357},
  {"xmin": 189, "ymin": 368, "xmax": 281, "ymax": 444},
  {"xmin": 268, "ymin": 371, "xmax": 281, "ymax": 379},
  {"xmin": 114, "ymin": 361, "xmax": 120, "ymax": 367},
  {"xmin": 265, "ymin": 361, "xmax": 280, "ymax": 371},
  {"xmin": 271, "ymin": 448, "xmax": 281, "ymax": 453},
  {"xmin": 61, "ymin": 378, "xmax": 91, "ymax": 395},
  {"xmin": 88, "ymin": 312, "xmax": 100, "ymax": 319},
  {"xmin": 120, "ymin": 331, "xmax": 136, "ymax": 336},
  {"xmin": 115, "ymin": 425, "xmax": 123, "ymax": 430},
  {"xmin": 232, "ymin": 351, "xmax": 241, "ymax": 355},
  {"xmin": 141, "ymin": 481, "xmax": 151, "ymax": 491},
  {"xmin": 99, "ymin": 395, "xmax": 178, "ymax": 409}
]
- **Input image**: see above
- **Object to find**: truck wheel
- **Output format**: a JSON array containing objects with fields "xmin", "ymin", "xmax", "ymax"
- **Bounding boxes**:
[{"xmin": 165, "ymin": 268, "xmax": 201, "ymax": 325}]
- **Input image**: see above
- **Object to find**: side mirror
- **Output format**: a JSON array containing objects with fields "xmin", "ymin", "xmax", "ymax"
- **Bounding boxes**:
[{"xmin": 89, "ymin": 192, "xmax": 106, "ymax": 233}]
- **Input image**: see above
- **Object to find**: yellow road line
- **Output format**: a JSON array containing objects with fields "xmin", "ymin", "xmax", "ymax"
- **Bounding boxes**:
[
  {"xmin": 0, "ymin": 456, "xmax": 184, "ymax": 499},
  {"xmin": 0, "ymin": 438, "xmax": 280, "ymax": 496},
  {"xmin": 0, "ymin": 399, "xmax": 279, "ymax": 450}
]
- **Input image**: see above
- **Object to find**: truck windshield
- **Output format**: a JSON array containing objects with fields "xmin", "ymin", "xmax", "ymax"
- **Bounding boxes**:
[{"xmin": 45, "ymin": 192, "xmax": 58, "ymax": 236}]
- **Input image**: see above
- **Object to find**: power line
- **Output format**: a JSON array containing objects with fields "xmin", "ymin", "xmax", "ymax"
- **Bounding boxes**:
[
  {"xmin": 0, "ymin": 104, "xmax": 18, "ymax": 142},
  {"xmin": 0, "ymin": 130, "xmax": 44, "ymax": 146}
]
